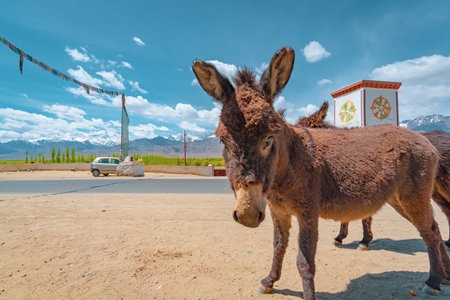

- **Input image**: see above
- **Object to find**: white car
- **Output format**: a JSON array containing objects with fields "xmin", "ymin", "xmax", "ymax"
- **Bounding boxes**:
[{"xmin": 90, "ymin": 157, "xmax": 121, "ymax": 177}]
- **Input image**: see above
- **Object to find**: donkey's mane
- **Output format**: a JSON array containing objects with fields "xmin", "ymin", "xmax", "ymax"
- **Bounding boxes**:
[{"xmin": 233, "ymin": 68, "xmax": 258, "ymax": 88}]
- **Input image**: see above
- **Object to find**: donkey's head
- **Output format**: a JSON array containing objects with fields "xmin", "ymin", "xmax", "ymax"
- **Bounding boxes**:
[{"xmin": 192, "ymin": 47, "xmax": 295, "ymax": 228}]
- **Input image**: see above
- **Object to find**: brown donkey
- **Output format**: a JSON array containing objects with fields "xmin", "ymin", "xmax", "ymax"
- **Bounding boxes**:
[
  {"xmin": 192, "ymin": 47, "xmax": 450, "ymax": 299},
  {"xmin": 297, "ymin": 101, "xmax": 450, "ymax": 251}
]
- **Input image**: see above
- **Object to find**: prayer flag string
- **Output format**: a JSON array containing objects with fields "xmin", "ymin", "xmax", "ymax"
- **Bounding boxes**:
[{"xmin": 0, "ymin": 36, "xmax": 120, "ymax": 96}]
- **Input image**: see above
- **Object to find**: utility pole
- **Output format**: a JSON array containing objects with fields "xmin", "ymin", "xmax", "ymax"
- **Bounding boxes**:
[{"xmin": 184, "ymin": 130, "xmax": 187, "ymax": 166}]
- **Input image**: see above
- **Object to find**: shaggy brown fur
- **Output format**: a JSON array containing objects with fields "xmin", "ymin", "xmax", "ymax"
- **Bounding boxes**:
[
  {"xmin": 192, "ymin": 47, "xmax": 450, "ymax": 300},
  {"xmin": 297, "ymin": 101, "xmax": 450, "ymax": 250}
]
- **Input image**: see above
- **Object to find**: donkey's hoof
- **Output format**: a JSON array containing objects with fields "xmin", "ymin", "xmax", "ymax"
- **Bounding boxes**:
[
  {"xmin": 442, "ymin": 278, "xmax": 450, "ymax": 285},
  {"xmin": 357, "ymin": 243, "xmax": 369, "ymax": 251},
  {"xmin": 333, "ymin": 239, "xmax": 342, "ymax": 246},
  {"xmin": 422, "ymin": 284, "xmax": 440, "ymax": 296},
  {"xmin": 257, "ymin": 284, "xmax": 272, "ymax": 294},
  {"xmin": 444, "ymin": 240, "xmax": 450, "ymax": 250}
]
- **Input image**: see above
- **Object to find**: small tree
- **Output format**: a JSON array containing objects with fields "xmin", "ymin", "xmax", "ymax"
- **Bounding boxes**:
[
  {"xmin": 65, "ymin": 147, "xmax": 69, "ymax": 163},
  {"xmin": 25, "ymin": 150, "xmax": 28, "ymax": 164},
  {"xmin": 71, "ymin": 147, "xmax": 75, "ymax": 163},
  {"xmin": 56, "ymin": 148, "xmax": 61, "ymax": 163},
  {"xmin": 50, "ymin": 148, "xmax": 56, "ymax": 163}
]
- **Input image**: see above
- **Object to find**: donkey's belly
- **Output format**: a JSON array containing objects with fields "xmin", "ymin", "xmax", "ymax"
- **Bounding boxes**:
[{"xmin": 319, "ymin": 198, "xmax": 386, "ymax": 222}]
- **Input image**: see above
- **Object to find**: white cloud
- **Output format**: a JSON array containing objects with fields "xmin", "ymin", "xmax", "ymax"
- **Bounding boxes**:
[
  {"xmin": 68, "ymin": 66, "xmax": 103, "ymax": 87},
  {"xmin": 369, "ymin": 54, "xmax": 450, "ymax": 120},
  {"xmin": 121, "ymin": 61, "xmax": 133, "ymax": 69},
  {"xmin": 96, "ymin": 70, "xmax": 126, "ymax": 90},
  {"xmin": 89, "ymin": 55, "xmax": 101, "ymax": 64},
  {"xmin": 191, "ymin": 78, "xmax": 199, "ymax": 86},
  {"xmin": 0, "ymin": 130, "xmax": 21, "ymax": 141},
  {"xmin": 0, "ymin": 107, "xmax": 120, "ymax": 143},
  {"xmin": 255, "ymin": 62, "xmax": 269, "ymax": 76},
  {"xmin": 273, "ymin": 96, "xmax": 296, "ymax": 124},
  {"xmin": 318, "ymin": 79, "xmax": 332, "ymax": 86},
  {"xmin": 179, "ymin": 121, "xmax": 207, "ymax": 133},
  {"xmin": 175, "ymin": 103, "xmax": 200, "ymax": 119},
  {"xmin": 128, "ymin": 81, "xmax": 148, "ymax": 94},
  {"xmin": 302, "ymin": 41, "xmax": 331, "ymax": 63},
  {"xmin": 299, "ymin": 104, "xmax": 320, "ymax": 117},
  {"xmin": 129, "ymin": 123, "xmax": 170, "ymax": 139},
  {"xmin": 197, "ymin": 102, "xmax": 221, "ymax": 124},
  {"xmin": 66, "ymin": 89, "xmax": 221, "ymax": 126},
  {"xmin": 370, "ymin": 54, "xmax": 450, "ymax": 85},
  {"xmin": 0, "ymin": 108, "xmax": 51, "ymax": 124},
  {"xmin": 274, "ymin": 96, "xmax": 289, "ymax": 111},
  {"xmin": 191, "ymin": 60, "xmax": 238, "ymax": 86},
  {"xmin": 133, "ymin": 37, "xmax": 146, "ymax": 46},
  {"xmin": 65, "ymin": 86, "xmax": 114, "ymax": 106},
  {"xmin": 43, "ymin": 104, "xmax": 86, "ymax": 121},
  {"xmin": 21, "ymin": 93, "xmax": 29, "ymax": 98},
  {"xmin": 207, "ymin": 60, "xmax": 238, "ymax": 80},
  {"xmin": 65, "ymin": 47, "xmax": 90, "ymax": 62}
]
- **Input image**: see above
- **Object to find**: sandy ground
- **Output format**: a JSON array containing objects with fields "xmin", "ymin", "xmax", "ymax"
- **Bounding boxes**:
[{"xmin": 1, "ymin": 171, "xmax": 450, "ymax": 299}]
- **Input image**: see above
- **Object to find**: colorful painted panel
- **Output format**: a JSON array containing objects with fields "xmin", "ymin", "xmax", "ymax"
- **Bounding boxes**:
[
  {"xmin": 333, "ymin": 90, "xmax": 362, "ymax": 128},
  {"xmin": 370, "ymin": 95, "xmax": 392, "ymax": 120},
  {"xmin": 339, "ymin": 100, "xmax": 357, "ymax": 123},
  {"xmin": 365, "ymin": 89, "xmax": 398, "ymax": 126}
]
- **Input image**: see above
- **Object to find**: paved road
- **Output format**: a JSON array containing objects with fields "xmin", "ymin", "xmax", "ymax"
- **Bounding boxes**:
[{"xmin": 0, "ymin": 178, "xmax": 233, "ymax": 194}]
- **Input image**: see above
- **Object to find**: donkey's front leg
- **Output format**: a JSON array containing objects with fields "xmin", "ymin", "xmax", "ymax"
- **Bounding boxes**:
[
  {"xmin": 258, "ymin": 206, "xmax": 292, "ymax": 294},
  {"xmin": 297, "ymin": 212, "xmax": 319, "ymax": 300}
]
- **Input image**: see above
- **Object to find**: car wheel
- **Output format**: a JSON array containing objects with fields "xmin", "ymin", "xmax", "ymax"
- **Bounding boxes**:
[
  {"xmin": 92, "ymin": 169, "xmax": 101, "ymax": 177},
  {"xmin": 104, "ymin": 173, "xmax": 109, "ymax": 176}
]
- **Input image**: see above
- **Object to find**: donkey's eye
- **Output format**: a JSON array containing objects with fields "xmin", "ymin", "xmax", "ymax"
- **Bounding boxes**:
[
  {"xmin": 263, "ymin": 136, "xmax": 273, "ymax": 149},
  {"xmin": 220, "ymin": 139, "xmax": 228, "ymax": 150}
]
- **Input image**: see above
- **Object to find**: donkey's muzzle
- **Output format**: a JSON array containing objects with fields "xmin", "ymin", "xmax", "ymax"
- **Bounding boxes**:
[
  {"xmin": 233, "ymin": 210, "xmax": 265, "ymax": 228},
  {"xmin": 233, "ymin": 186, "xmax": 267, "ymax": 228}
]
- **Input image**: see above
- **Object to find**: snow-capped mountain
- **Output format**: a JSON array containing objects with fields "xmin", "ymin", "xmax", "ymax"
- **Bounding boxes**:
[
  {"xmin": 0, "ymin": 132, "xmax": 221, "ymax": 160},
  {"xmin": 165, "ymin": 132, "xmax": 214, "ymax": 142},
  {"xmin": 2, "ymin": 114, "xmax": 450, "ymax": 160},
  {"xmin": 399, "ymin": 114, "xmax": 450, "ymax": 132}
]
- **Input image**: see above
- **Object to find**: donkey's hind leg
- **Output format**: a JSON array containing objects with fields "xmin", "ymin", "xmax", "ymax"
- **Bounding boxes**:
[
  {"xmin": 334, "ymin": 222, "xmax": 348, "ymax": 246},
  {"xmin": 259, "ymin": 205, "xmax": 292, "ymax": 294},
  {"xmin": 393, "ymin": 198, "xmax": 450, "ymax": 294},
  {"xmin": 432, "ymin": 191, "xmax": 450, "ymax": 250},
  {"xmin": 335, "ymin": 218, "xmax": 373, "ymax": 250},
  {"xmin": 358, "ymin": 217, "xmax": 373, "ymax": 251}
]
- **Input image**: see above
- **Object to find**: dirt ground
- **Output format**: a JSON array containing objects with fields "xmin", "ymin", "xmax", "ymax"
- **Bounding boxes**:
[{"xmin": 1, "ymin": 171, "xmax": 450, "ymax": 299}]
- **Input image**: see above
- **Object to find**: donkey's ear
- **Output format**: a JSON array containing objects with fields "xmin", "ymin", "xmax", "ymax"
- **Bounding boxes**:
[
  {"xmin": 317, "ymin": 101, "xmax": 329, "ymax": 123},
  {"xmin": 192, "ymin": 60, "xmax": 234, "ymax": 104},
  {"xmin": 260, "ymin": 47, "xmax": 295, "ymax": 103}
]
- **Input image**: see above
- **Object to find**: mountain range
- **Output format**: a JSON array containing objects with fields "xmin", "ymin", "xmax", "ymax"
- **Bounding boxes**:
[{"xmin": 1, "ymin": 114, "xmax": 449, "ymax": 160}]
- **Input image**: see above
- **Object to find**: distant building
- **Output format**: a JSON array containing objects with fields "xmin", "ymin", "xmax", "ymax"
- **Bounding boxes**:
[{"xmin": 331, "ymin": 80, "xmax": 401, "ymax": 128}]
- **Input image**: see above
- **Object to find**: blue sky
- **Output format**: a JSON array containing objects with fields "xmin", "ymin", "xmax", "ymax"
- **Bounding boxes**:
[{"xmin": 1, "ymin": 0, "xmax": 450, "ymax": 144}]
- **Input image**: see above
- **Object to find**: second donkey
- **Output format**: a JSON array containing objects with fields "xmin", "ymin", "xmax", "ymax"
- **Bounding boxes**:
[{"xmin": 296, "ymin": 101, "xmax": 450, "ymax": 250}]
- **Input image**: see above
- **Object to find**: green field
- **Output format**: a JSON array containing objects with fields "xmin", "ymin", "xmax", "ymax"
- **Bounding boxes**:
[{"xmin": 1, "ymin": 153, "xmax": 224, "ymax": 167}]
